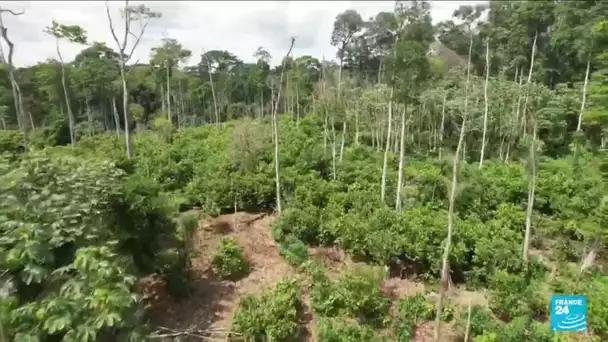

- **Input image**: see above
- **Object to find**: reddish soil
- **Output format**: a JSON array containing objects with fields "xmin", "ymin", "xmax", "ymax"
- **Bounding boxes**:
[
  {"xmin": 138, "ymin": 212, "xmax": 484, "ymax": 342},
  {"xmin": 139, "ymin": 211, "xmax": 295, "ymax": 341}
]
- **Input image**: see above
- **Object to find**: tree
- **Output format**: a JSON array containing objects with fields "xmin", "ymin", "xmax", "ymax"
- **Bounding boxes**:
[
  {"xmin": 435, "ymin": 4, "xmax": 485, "ymax": 341},
  {"xmin": 150, "ymin": 38, "xmax": 191, "ymax": 126},
  {"xmin": 272, "ymin": 38, "xmax": 296, "ymax": 215},
  {"xmin": 72, "ymin": 42, "xmax": 121, "ymax": 133},
  {"xmin": 0, "ymin": 6, "xmax": 27, "ymax": 148},
  {"xmin": 44, "ymin": 21, "xmax": 87, "ymax": 145},
  {"xmin": 331, "ymin": 9, "xmax": 364, "ymax": 90},
  {"xmin": 106, "ymin": 0, "xmax": 161, "ymax": 159},
  {"xmin": 394, "ymin": 0, "xmax": 433, "ymax": 210}
]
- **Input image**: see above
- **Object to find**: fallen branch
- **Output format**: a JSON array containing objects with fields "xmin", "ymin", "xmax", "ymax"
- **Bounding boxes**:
[
  {"xmin": 149, "ymin": 326, "xmax": 242, "ymax": 340},
  {"xmin": 239, "ymin": 213, "xmax": 266, "ymax": 226}
]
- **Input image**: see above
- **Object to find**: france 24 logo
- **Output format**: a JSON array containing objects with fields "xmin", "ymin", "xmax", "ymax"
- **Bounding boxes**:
[{"xmin": 550, "ymin": 295, "xmax": 587, "ymax": 332}]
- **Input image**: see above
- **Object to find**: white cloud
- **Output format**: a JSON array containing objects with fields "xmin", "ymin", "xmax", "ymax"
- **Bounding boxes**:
[{"xmin": 0, "ymin": 1, "xmax": 485, "ymax": 68}]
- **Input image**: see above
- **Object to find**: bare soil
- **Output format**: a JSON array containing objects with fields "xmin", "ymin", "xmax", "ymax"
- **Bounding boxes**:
[
  {"xmin": 138, "ymin": 211, "xmax": 486, "ymax": 342},
  {"xmin": 139, "ymin": 212, "xmax": 295, "ymax": 340}
]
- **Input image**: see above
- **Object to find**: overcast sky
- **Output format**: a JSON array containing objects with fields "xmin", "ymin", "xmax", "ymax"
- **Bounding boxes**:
[{"xmin": 1, "ymin": 1, "xmax": 484, "ymax": 67}]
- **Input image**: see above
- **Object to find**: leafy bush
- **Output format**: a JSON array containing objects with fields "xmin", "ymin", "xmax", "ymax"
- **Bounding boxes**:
[
  {"xmin": 317, "ymin": 317, "xmax": 388, "ymax": 342},
  {"xmin": 0, "ymin": 130, "xmax": 24, "ymax": 155},
  {"xmin": 231, "ymin": 280, "xmax": 301, "ymax": 341},
  {"xmin": 393, "ymin": 294, "xmax": 435, "ymax": 341},
  {"xmin": 477, "ymin": 317, "xmax": 554, "ymax": 342},
  {"xmin": 278, "ymin": 235, "xmax": 310, "ymax": 267},
  {"xmin": 311, "ymin": 266, "xmax": 390, "ymax": 327},
  {"xmin": 272, "ymin": 206, "xmax": 322, "ymax": 244},
  {"xmin": 456, "ymin": 305, "xmax": 498, "ymax": 339},
  {"xmin": 0, "ymin": 152, "xmax": 147, "ymax": 340},
  {"xmin": 488, "ymin": 270, "xmax": 548, "ymax": 321},
  {"xmin": 211, "ymin": 238, "xmax": 249, "ymax": 279}
]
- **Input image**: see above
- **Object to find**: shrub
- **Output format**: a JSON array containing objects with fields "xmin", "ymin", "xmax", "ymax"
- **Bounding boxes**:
[
  {"xmin": 489, "ymin": 270, "xmax": 548, "ymax": 321},
  {"xmin": 311, "ymin": 266, "xmax": 390, "ymax": 327},
  {"xmin": 394, "ymin": 293, "xmax": 434, "ymax": 341},
  {"xmin": 317, "ymin": 317, "xmax": 388, "ymax": 342},
  {"xmin": 279, "ymin": 235, "xmax": 310, "ymax": 267},
  {"xmin": 231, "ymin": 280, "xmax": 301, "ymax": 341},
  {"xmin": 211, "ymin": 238, "xmax": 249, "ymax": 279},
  {"xmin": 456, "ymin": 305, "xmax": 498, "ymax": 339}
]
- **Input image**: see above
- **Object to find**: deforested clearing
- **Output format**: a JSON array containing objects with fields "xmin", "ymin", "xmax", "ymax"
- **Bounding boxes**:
[{"xmin": 1, "ymin": 1, "xmax": 607, "ymax": 342}]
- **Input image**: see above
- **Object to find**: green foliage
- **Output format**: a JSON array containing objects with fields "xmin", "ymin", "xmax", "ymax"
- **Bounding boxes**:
[
  {"xmin": 473, "ymin": 317, "xmax": 555, "ymax": 342},
  {"xmin": 488, "ymin": 270, "xmax": 548, "ymax": 321},
  {"xmin": 278, "ymin": 235, "xmax": 310, "ymax": 267},
  {"xmin": 231, "ymin": 280, "xmax": 301, "ymax": 341},
  {"xmin": 211, "ymin": 238, "xmax": 249, "ymax": 279},
  {"xmin": 0, "ymin": 152, "xmax": 145, "ymax": 340},
  {"xmin": 317, "ymin": 317, "xmax": 388, "ymax": 342},
  {"xmin": 2, "ymin": 1, "xmax": 607, "ymax": 340},
  {"xmin": 456, "ymin": 305, "xmax": 498, "ymax": 339},
  {"xmin": 311, "ymin": 266, "xmax": 390, "ymax": 327},
  {"xmin": 393, "ymin": 294, "xmax": 435, "ymax": 341},
  {"xmin": 0, "ymin": 130, "xmax": 24, "ymax": 155}
]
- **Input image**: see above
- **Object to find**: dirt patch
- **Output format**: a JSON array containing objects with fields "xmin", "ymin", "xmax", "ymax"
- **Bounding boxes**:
[
  {"xmin": 309, "ymin": 246, "xmax": 349, "ymax": 270},
  {"xmin": 451, "ymin": 288, "xmax": 488, "ymax": 308},
  {"xmin": 382, "ymin": 277, "xmax": 426, "ymax": 300},
  {"xmin": 142, "ymin": 212, "xmax": 296, "ymax": 339}
]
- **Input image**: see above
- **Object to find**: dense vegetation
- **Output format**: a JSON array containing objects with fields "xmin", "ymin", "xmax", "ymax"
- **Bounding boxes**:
[{"xmin": 0, "ymin": 1, "xmax": 607, "ymax": 341}]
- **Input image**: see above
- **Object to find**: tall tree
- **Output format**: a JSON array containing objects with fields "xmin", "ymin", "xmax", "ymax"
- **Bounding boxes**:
[
  {"xmin": 0, "ymin": 6, "xmax": 27, "ymax": 147},
  {"xmin": 150, "ymin": 38, "xmax": 191, "ymax": 126},
  {"xmin": 106, "ymin": 0, "xmax": 161, "ymax": 159},
  {"xmin": 45, "ymin": 21, "xmax": 87, "ymax": 145},
  {"xmin": 272, "ymin": 38, "xmax": 296, "ymax": 215},
  {"xmin": 435, "ymin": 4, "xmax": 486, "ymax": 341}
]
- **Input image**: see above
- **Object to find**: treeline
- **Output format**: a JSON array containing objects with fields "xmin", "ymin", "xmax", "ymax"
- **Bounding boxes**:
[{"xmin": 0, "ymin": 0, "xmax": 606, "ymax": 155}]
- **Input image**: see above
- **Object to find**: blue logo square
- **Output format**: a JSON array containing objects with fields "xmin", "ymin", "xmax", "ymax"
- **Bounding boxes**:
[{"xmin": 550, "ymin": 295, "xmax": 587, "ymax": 332}]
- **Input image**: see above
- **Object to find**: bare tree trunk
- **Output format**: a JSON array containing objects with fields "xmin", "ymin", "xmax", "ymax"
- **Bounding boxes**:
[
  {"xmin": 522, "ymin": 120, "xmax": 537, "ymax": 263},
  {"xmin": 396, "ymin": 105, "xmax": 407, "ymax": 210},
  {"xmin": 296, "ymin": 82, "xmax": 300, "ymax": 126},
  {"xmin": 381, "ymin": 34, "xmax": 399, "ymax": 202},
  {"xmin": 28, "ymin": 111, "xmax": 34, "ymax": 129},
  {"xmin": 577, "ymin": 57, "xmax": 590, "ymax": 132},
  {"xmin": 112, "ymin": 96, "xmax": 120, "ymax": 136},
  {"xmin": 339, "ymin": 121, "xmax": 346, "ymax": 162},
  {"xmin": 435, "ymin": 31, "xmax": 473, "ymax": 342},
  {"xmin": 0, "ymin": 8, "xmax": 28, "ymax": 148},
  {"xmin": 332, "ymin": 114, "xmax": 337, "ymax": 179},
  {"xmin": 166, "ymin": 64, "xmax": 172, "ymax": 123},
  {"xmin": 479, "ymin": 39, "xmax": 490, "ymax": 169},
  {"xmin": 575, "ymin": 55, "xmax": 591, "ymax": 156},
  {"xmin": 323, "ymin": 112, "xmax": 328, "ymax": 156},
  {"xmin": 202, "ymin": 48, "xmax": 220, "ymax": 126},
  {"xmin": 56, "ymin": 45, "xmax": 76, "ymax": 146},
  {"xmin": 161, "ymin": 83, "xmax": 166, "ymax": 113},
  {"xmin": 381, "ymin": 87, "xmax": 394, "ymax": 203},
  {"xmin": 464, "ymin": 298, "xmax": 472, "ymax": 342},
  {"xmin": 520, "ymin": 31, "xmax": 538, "ymax": 141},
  {"xmin": 505, "ymin": 67, "xmax": 520, "ymax": 162},
  {"xmin": 438, "ymin": 90, "xmax": 447, "ymax": 160},
  {"xmin": 178, "ymin": 77, "xmax": 185, "ymax": 128},
  {"xmin": 120, "ymin": 65, "xmax": 133, "ymax": 158},
  {"xmin": 355, "ymin": 105, "xmax": 360, "ymax": 145},
  {"xmin": 271, "ymin": 38, "xmax": 296, "ymax": 215},
  {"xmin": 106, "ymin": 0, "xmax": 157, "ymax": 158}
]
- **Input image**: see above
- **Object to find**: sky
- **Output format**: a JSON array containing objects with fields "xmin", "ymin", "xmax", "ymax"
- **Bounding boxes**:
[{"xmin": 0, "ymin": 1, "xmax": 485, "ymax": 68}]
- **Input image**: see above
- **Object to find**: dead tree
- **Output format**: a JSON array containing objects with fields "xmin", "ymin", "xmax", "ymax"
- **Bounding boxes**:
[
  {"xmin": 271, "ymin": 37, "xmax": 296, "ymax": 215},
  {"xmin": 106, "ymin": 0, "xmax": 160, "ymax": 159},
  {"xmin": 0, "ymin": 6, "xmax": 27, "ymax": 148}
]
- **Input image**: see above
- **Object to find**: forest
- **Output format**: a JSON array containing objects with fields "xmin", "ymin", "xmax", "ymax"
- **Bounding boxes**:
[{"xmin": 0, "ymin": 0, "xmax": 607, "ymax": 341}]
